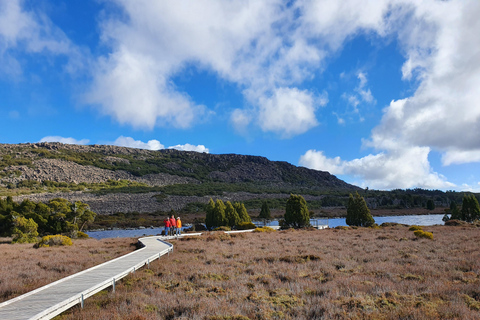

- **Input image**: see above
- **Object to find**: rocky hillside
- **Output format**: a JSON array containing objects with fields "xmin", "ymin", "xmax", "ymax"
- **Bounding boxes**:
[{"xmin": 0, "ymin": 142, "xmax": 360, "ymax": 214}]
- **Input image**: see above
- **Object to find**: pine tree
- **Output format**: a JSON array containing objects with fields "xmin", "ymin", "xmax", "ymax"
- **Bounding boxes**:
[
  {"xmin": 347, "ymin": 192, "xmax": 375, "ymax": 227},
  {"xmin": 225, "ymin": 201, "xmax": 240, "ymax": 228},
  {"xmin": 461, "ymin": 195, "xmax": 480, "ymax": 222},
  {"xmin": 234, "ymin": 202, "xmax": 251, "ymax": 223},
  {"xmin": 426, "ymin": 199, "xmax": 435, "ymax": 210},
  {"xmin": 346, "ymin": 193, "xmax": 358, "ymax": 226},
  {"xmin": 259, "ymin": 201, "xmax": 272, "ymax": 223},
  {"xmin": 448, "ymin": 200, "xmax": 461, "ymax": 220},
  {"xmin": 205, "ymin": 198, "xmax": 216, "ymax": 230},
  {"xmin": 213, "ymin": 199, "xmax": 227, "ymax": 227},
  {"xmin": 284, "ymin": 194, "xmax": 310, "ymax": 228}
]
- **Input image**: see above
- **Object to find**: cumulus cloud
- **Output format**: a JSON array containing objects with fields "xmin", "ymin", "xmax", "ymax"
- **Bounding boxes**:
[
  {"xmin": 112, "ymin": 136, "xmax": 208, "ymax": 153},
  {"xmin": 85, "ymin": 0, "xmax": 335, "ymax": 136},
  {"xmin": 366, "ymin": 1, "xmax": 480, "ymax": 165},
  {"xmin": 297, "ymin": 1, "xmax": 480, "ymax": 189},
  {"xmin": 40, "ymin": 136, "xmax": 90, "ymax": 145},
  {"xmin": 113, "ymin": 136, "xmax": 164, "ymax": 150},
  {"xmin": 168, "ymin": 144, "xmax": 209, "ymax": 153},
  {"xmin": 299, "ymin": 148, "xmax": 455, "ymax": 190},
  {"xmin": 258, "ymin": 87, "xmax": 322, "ymax": 138}
]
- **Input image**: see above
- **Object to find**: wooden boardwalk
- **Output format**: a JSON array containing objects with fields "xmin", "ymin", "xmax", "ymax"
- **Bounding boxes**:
[{"xmin": 0, "ymin": 236, "xmax": 174, "ymax": 320}]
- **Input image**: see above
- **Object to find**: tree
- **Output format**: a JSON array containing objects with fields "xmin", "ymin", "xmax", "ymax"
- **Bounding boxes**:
[
  {"xmin": 213, "ymin": 199, "xmax": 226, "ymax": 228},
  {"xmin": 426, "ymin": 199, "xmax": 435, "ymax": 210},
  {"xmin": 346, "ymin": 192, "xmax": 375, "ymax": 227},
  {"xmin": 284, "ymin": 194, "xmax": 310, "ymax": 228},
  {"xmin": 259, "ymin": 201, "xmax": 272, "ymax": 224},
  {"xmin": 225, "ymin": 201, "xmax": 240, "ymax": 228},
  {"xmin": 234, "ymin": 202, "xmax": 251, "ymax": 223},
  {"xmin": 346, "ymin": 193, "xmax": 358, "ymax": 226},
  {"xmin": 11, "ymin": 215, "xmax": 39, "ymax": 243},
  {"xmin": 205, "ymin": 198, "xmax": 216, "ymax": 230},
  {"xmin": 461, "ymin": 195, "xmax": 480, "ymax": 222}
]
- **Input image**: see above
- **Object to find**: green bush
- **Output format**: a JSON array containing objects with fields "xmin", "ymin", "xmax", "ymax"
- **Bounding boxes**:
[
  {"xmin": 236, "ymin": 222, "xmax": 256, "ymax": 230},
  {"xmin": 253, "ymin": 227, "xmax": 276, "ymax": 232},
  {"xmin": 214, "ymin": 226, "xmax": 231, "ymax": 231},
  {"xmin": 36, "ymin": 235, "xmax": 73, "ymax": 247},
  {"xmin": 409, "ymin": 225, "xmax": 423, "ymax": 231},
  {"xmin": 413, "ymin": 230, "xmax": 433, "ymax": 240},
  {"xmin": 76, "ymin": 231, "xmax": 89, "ymax": 239}
]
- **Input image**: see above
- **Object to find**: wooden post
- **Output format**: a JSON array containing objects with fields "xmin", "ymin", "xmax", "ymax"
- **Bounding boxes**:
[{"xmin": 113, "ymin": 278, "xmax": 115, "ymax": 293}]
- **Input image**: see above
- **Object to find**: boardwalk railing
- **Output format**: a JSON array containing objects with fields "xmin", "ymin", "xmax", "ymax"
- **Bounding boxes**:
[{"xmin": 0, "ymin": 236, "xmax": 173, "ymax": 320}]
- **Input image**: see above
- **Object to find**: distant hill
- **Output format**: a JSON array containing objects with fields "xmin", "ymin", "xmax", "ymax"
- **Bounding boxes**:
[{"xmin": 0, "ymin": 143, "xmax": 361, "ymax": 214}]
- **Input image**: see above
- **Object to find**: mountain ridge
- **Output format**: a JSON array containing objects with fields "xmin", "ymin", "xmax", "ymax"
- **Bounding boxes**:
[{"xmin": 0, "ymin": 142, "xmax": 361, "ymax": 214}]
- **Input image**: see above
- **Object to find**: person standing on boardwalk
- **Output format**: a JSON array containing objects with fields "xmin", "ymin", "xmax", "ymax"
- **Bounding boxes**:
[
  {"xmin": 170, "ymin": 214, "xmax": 177, "ymax": 236},
  {"xmin": 163, "ymin": 217, "xmax": 171, "ymax": 236},
  {"xmin": 176, "ymin": 217, "xmax": 182, "ymax": 235}
]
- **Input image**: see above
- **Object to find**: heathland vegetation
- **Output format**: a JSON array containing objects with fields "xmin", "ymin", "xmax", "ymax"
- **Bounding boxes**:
[
  {"xmin": 0, "ymin": 237, "xmax": 137, "ymax": 303},
  {"xmin": 2, "ymin": 225, "xmax": 479, "ymax": 319}
]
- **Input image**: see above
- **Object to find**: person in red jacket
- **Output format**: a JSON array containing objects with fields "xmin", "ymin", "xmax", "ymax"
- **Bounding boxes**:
[
  {"xmin": 170, "ymin": 215, "xmax": 177, "ymax": 236},
  {"xmin": 163, "ymin": 217, "xmax": 171, "ymax": 236}
]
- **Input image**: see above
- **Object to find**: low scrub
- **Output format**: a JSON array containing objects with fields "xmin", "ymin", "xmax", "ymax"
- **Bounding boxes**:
[
  {"xmin": 35, "ymin": 235, "xmax": 73, "ymax": 248},
  {"xmin": 253, "ymin": 227, "xmax": 276, "ymax": 233},
  {"xmin": 409, "ymin": 225, "xmax": 423, "ymax": 231},
  {"xmin": 213, "ymin": 226, "xmax": 231, "ymax": 231},
  {"xmin": 3, "ymin": 226, "xmax": 480, "ymax": 319},
  {"xmin": 413, "ymin": 229, "xmax": 434, "ymax": 240},
  {"xmin": 236, "ymin": 222, "xmax": 256, "ymax": 230},
  {"xmin": 76, "ymin": 231, "xmax": 89, "ymax": 239}
]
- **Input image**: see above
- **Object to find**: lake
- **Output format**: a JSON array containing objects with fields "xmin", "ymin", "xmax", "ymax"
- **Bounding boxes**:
[{"xmin": 86, "ymin": 214, "xmax": 446, "ymax": 240}]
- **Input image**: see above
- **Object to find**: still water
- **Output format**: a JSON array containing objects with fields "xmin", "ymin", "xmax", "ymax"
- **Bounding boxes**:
[
  {"xmin": 86, "ymin": 214, "xmax": 446, "ymax": 240},
  {"xmin": 257, "ymin": 214, "xmax": 446, "ymax": 229}
]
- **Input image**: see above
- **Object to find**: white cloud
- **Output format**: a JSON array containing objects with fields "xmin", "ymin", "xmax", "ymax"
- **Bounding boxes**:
[
  {"xmin": 112, "ymin": 136, "xmax": 208, "ymax": 153},
  {"xmin": 113, "ymin": 136, "xmax": 164, "ymax": 150},
  {"xmin": 299, "ymin": 147, "xmax": 455, "ymax": 190},
  {"xmin": 355, "ymin": 72, "xmax": 374, "ymax": 104},
  {"xmin": 230, "ymin": 108, "xmax": 251, "ymax": 134},
  {"xmin": 86, "ymin": 49, "xmax": 205, "ymax": 129},
  {"xmin": 0, "ymin": 0, "xmax": 82, "ymax": 78},
  {"xmin": 168, "ymin": 144, "xmax": 209, "ymax": 153},
  {"xmin": 299, "ymin": 150, "xmax": 344, "ymax": 175},
  {"xmin": 367, "ymin": 1, "xmax": 480, "ymax": 165},
  {"xmin": 40, "ymin": 136, "xmax": 90, "ymax": 145},
  {"xmin": 258, "ymin": 87, "xmax": 321, "ymax": 138},
  {"xmin": 84, "ymin": 0, "xmax": 333, "ymax": 136},
  {"xmin": 442, "ymin": 150, "xmax": 480, "ymax": 166}
]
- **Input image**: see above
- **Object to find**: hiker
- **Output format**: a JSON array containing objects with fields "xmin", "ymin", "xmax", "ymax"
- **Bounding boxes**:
[
  {"xmin": 170, "ymin": 215, "xmax": 177, "ymax": 236},
  {"xmin": 176, "ymin": 217, "xmax": 182, "ymax": 235},
  {"xmin": 163, "ymin": 217, "xmax": 171, "ymax": 236}
]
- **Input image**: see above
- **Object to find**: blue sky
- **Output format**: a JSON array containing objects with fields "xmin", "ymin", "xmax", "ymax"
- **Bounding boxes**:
[{"xmin": 1, "ymin": 0, "xmax": 480, "ymax": 191}]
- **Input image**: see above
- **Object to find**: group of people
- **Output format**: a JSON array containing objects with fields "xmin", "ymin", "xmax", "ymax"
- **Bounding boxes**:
[{"xmin": 163, "ymin": 214, "xmax": 182, "ymax": 236}]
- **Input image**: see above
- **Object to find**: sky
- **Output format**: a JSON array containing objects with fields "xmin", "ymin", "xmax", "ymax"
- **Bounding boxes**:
[{"xmin": 1, "ymin": 0, "xmax": 480, "ymax": 192}]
